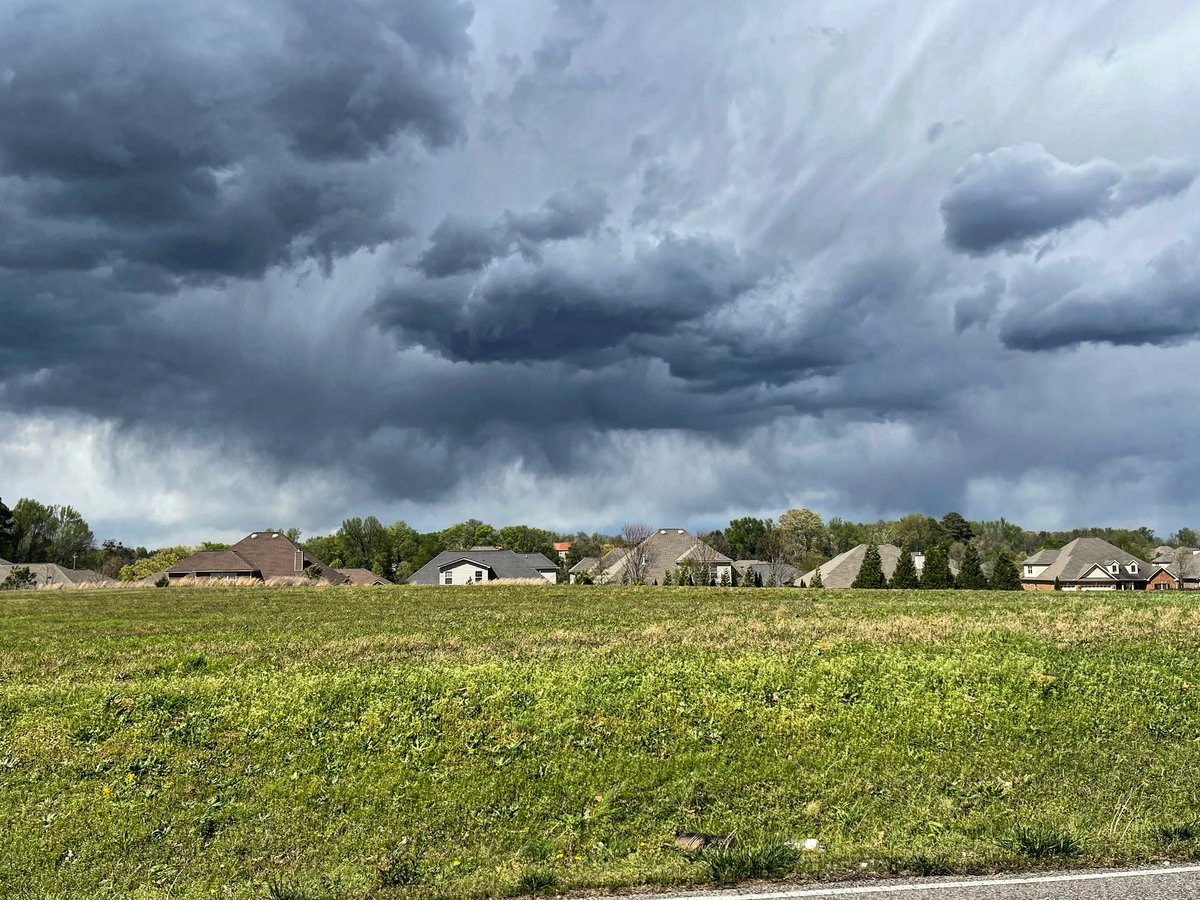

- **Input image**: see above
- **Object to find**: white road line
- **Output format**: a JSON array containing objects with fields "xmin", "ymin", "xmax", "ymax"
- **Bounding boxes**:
[{"xmin": 648, "ymin": 865, "xmax": 1200, "ymax": 899}]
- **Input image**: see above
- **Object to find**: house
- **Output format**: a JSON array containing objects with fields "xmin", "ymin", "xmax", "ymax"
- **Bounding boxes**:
[
  {"xmin": 335, "ymin": 568, "xmax": 393, "ymax": 586},
  {"xmin": 798, "ymin": 543, "xmax": 959, "ymax": 588},
  {"xmin": 596, "ymin": 528, "xmax": 734, "ymax": 585},
  {"xmin": 569, "ymin": 556, "xmax": 600, "ymax": 583},
  {"xmin": 408, "ymin": 547, "xmax": 558, "ymax": 585},
  {"xmin": 1020, "ymin": 538, "xmax": 1150, "ymax": 591},
  {"xmin": 1144, "ymin": 546, "xmax": 1200, "ymax": 590},
  {"xmin": 553, "ymin": 541, "xmax": 572, "ymax": 562},
  {"xmin": 165, "ymin": 532, "xmax": 348, "ymax": 584},
  {"xmin": 733, "ymin": 559, "xmax": 798, "ymax": 586},
  {"xmin": 0, "ymin": 562, "xmax": 108, "ymax": 587}
]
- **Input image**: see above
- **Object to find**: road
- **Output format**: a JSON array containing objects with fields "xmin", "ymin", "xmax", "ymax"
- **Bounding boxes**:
[{"xmin": 624, "ymin": 865, "xmax": 1200, "ymax": 900}]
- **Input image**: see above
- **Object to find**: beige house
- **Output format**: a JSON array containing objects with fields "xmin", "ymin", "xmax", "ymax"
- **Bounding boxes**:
[
  {"xmin": 408, "ymin": 548, "xmax": 558, "ymax": 585},
  {"xmin": 597, "ymin": 528, "xmax": 734, "ymax": 585},
  {"xmin": 1020, "ymin": 538, "xmax": 1150, "ymax": 591}
]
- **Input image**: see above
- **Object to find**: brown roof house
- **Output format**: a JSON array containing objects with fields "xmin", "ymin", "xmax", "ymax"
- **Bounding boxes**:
[
  {"xmin": 165, "ymin": 532, "xmax": 348, "ymax": 584},
  {"xmin": 335, "ymin": 568, "xmax": 393, "ymax": 586},
  {"xmin": 799, "ymin": 543, "xmax": 959, "ymax": 588},
  {"xmin": 1144, "ymin": 546, "xmax": 1200, "ymax": 591},
  {"xmin": 598, "ymin": 528, "xmax": 734, "ymax": 585},
  {"xmin": 1020, "ymin": 538, "xmax": 1150, "ymax": 591}
]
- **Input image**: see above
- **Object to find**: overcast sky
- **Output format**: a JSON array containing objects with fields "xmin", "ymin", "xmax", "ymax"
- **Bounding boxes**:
[{"xmin": 2, "ymin": 0, "xmax": 1199, "ymax": 547}]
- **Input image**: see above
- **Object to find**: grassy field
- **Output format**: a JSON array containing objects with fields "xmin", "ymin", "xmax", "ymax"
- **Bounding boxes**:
[{"xmin": 4, "ymin": 585, "xmax": 1200, "ymax": 899}]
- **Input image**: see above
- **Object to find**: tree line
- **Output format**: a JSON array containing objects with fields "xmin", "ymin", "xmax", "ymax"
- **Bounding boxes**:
[{"xmin": 1, "ymin": 494, "xmax": 1194, "ymax": 585}]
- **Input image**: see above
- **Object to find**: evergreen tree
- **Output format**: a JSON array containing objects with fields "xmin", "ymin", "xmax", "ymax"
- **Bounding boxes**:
[
  {"xmin": 1053, "ymin": 577, "xmax": 1063, "ymax": 591},
  {"xmin": 990, "ymin": 552, "xmax": 1023, "ymax": 591},
  {"xmin": 957, "ymin": 544, "xmax": 989, "ymax": 590},
  {"xmin": 852, "ymin": 543, "xmax": 889, "ymax": 589},
  {"xmin": 920, "ymin": 543, "xmax": 955, "ymax": 589},
  {"xmin": 663, "ymin": 569, "xmax": 673, "ymax": 586},
  {"xmin": 754, "ymin": 571, "xmax": 763, "ymax": 587},
  {"xmin": 890, "ymin": 541, "xmax": 920, "ymax": 589},
  {"xmin": 719, "ymin": 568, "xmax": 731, "ymax": 587},
  {"xmin": 0, "ymin": 497, "xmax": 13, "ymax": 561},
  {"xmin": 809, "ymin": 566, "xmax": 823, "ymax": 588}
]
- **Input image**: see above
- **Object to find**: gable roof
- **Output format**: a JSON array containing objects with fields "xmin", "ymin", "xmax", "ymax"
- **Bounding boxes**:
[
  {"xmin": 569, "ymin": 556, "xmax": 599, "ymax": 574},
  {"xmin": 335, "ymin": 568, "xmax": 392, "ymax": 586},
  {"xmin": 734, "ymin": 560, "xmax": 798, "ymax": 583},
  {"xmin": 408, "ymin": 548, "xmax": 556, "ymax": 584},
  {"xmin": 600, "ymin": 529, "xmax": 732, "ymax": 584},
  {"xmin": 1026, "ymin": 537, "xmax": 1149, "ymax": 583},
  {"xmin": 0, "ymin": 557, "xmax": 10, "ymax": 566}
]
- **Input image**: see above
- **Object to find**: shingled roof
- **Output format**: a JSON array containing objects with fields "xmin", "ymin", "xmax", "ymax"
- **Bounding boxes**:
[
  {"xmin": 166, "ymin": 532, "xmax": 348, "ymax": 584},
  {"xmin": 408, "ymin": 548, "xmax": 557, "ymax": 584},
  {"xmin": 1023, "ymin": 537, "xmax": 1149, "ymax": 583},
  {"xmin": 599, "ymin": 529, "xmax": 733, "ymax": 584},
  {"xmin": 335, "ymin": 568, "xmax": 392, "ymax": 586},
  {"xmin": 799, "ymin": 544, "xmax": 960, "ymax": 588},
  {"xmin": 0, "ymin": 563, "xmax": 108, "ymax": 586}
]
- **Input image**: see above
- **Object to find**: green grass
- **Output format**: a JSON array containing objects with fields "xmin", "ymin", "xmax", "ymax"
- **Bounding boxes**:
[{"xmin": 3, "ymin": 585, "xmax": 1200, "ymax": 898}]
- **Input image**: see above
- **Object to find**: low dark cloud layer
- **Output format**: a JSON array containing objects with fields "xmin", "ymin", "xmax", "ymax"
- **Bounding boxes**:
[{"xmin": 941, "ymin": 143, "xmax": 1196, "ymax": 255}]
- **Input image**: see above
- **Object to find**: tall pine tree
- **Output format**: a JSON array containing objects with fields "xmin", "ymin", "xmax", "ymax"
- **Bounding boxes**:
[
  {"xmin": 990, "ymin": 552, "xmax": 1023, "ymax": 591},
  {"xmin": 957, "ymin": 544, "xmax": 989, "ymax": 589},
  {"xmin": 809, "ymin": 566, "xmax": 823, "ymax": 588},
  {"xmin": 920, "ymin": 543, "xmax": 955, "ymax": 589},
  {"xmin": 852, "ymin": 543, "xmax": 889, "ymax": 589},
  {"xmin": 890, "ymin": 540, "xmax": 920, "ymax": 589}
]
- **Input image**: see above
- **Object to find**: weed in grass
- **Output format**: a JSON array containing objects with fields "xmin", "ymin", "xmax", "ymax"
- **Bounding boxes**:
[
  {"xmin": 1004, "ymin": 823, "xmax": 1082, "ymax": 858},
  {"xmin": 514, "ymin": 867, "xmax": 559, "ymax": 895},
  {"xmin": 377, "ymin": 848, "xmax": 424, "ymax": 887},
  {"xmin": 1154, "ymin": 816, "xmax": 1200, "ymax": 845},
  {"xmin": 701, "ymin": 838, "xmax": 798, "ymax": 886},
  {"xmin": 265, "ymin": 879, "xmax": 318, "ymax": 900}
]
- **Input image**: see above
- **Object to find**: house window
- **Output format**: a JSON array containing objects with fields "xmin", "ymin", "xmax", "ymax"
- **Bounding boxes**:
[
  {"xmin": 1156, "ymin": 582, "xmax": 1172, "ymax": 591},
  {"xmin": 443, "ymin": 573, "xmax": 453, "ymax": 585},
  {"xmin": 475, "ymin": 570, "xmax": 484, "ymax": 582},
  {"xmin": 1128, "ymin": 563, "xmax": 1139, "ymax": 573}
]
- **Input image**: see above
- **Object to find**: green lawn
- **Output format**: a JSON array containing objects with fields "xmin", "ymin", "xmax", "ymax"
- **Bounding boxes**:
[{"xmin": 3, "ymin": 585, "xmax": 1200, "ymax": 899}]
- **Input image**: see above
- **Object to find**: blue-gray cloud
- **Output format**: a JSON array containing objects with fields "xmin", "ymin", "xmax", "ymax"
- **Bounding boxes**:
[{"xmin": 941, "ymin": 143, "xmax": 1196, "ymax": 255}]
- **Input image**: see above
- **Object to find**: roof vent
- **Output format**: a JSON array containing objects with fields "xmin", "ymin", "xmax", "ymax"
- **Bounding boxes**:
[
  {"xmin": 271, "ymin": 533, "xmax": 279, "ymax": 539},
  {"xmin": 659, "ymin": 530, "xmax": 666, "ymax": 534},
  {"xmin": 251, "ymin": 533, "xmax": 258, "ymax": 538}
]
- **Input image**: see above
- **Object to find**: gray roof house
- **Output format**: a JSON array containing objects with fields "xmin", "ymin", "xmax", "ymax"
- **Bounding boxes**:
[
  {"xmin": 0, "ymin": 562, "xmax": 109, "ymax": 587},
  {"xmin": 798, "ymin": 543, "xmax": 959, "ymax": 588},
  {"xmin": 597, "ymin": 528, "xmax": 734, "ymax": 585},
  {"xmin": 1020, "ymin": 537, "xmax": 1150, "ymax": 590},
  {"xmin": 408, "ymin": 548, "xmax": 558, "ymax": 585},
  {"xmin": 568, "ymin": 556, "xmax": 600, "ymax": 583},
  {"xmin": 1144, "ymin": 546, "xmax": 1200, "ymax": 590}
]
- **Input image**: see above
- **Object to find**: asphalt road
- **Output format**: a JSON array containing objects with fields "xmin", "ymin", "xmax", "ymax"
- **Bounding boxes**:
[{"xmin": 630, "ymin": 865, "xmax": 1200, "ymax": 900}]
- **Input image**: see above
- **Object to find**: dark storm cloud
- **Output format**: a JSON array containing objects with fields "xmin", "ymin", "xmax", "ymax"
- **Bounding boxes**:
[
  {"xmin": 1000, "ymin": 239, "xmax": 1200, "ymax": 351},
  {"xmin": 413, "ymin": 186, "xmax": 609, "ymax": 277},
  {"xmin": 387, "ymin": 234, "xmax": 767, "ymax": 364},
  {"xmin": 941, "ymin": 143, "xmax": 1196, "ymax": 255},
  {"xmin": 0, "ymin": 0, "xmax": 474, "ymax": 284}
]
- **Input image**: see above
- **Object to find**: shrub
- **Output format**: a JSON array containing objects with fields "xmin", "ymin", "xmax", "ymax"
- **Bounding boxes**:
[
  {"xmin": 1, "ymin": 566, "xmax": 36, "ymax": 591},
  {"xmin": 515, "ymin": 867, "xmax": 559, "ymax": 895},
  {"xmin": 154, "ymin": 575, "xmax": 170, "ymax": 588},
  {"xmin": 303, "ymin": 565, "xmax": 323, "ymax": 580}
]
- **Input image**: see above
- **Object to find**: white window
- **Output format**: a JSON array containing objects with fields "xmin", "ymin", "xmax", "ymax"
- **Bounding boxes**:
[
  {"xmin": 1109, "ymin": 563, "xmax": 1119, "ymax": 574},
  {"xmin": 475, "ymin": 570, "xmax": 484, "ymax": 582},
  {"xmin": 1128, "ymin": 563, "xmax": 1138, "ymax": 573},
  {"xmin": 1156, "ymin": 582, "xmax": 1172, "ymax": 591},
  {"xmin": 443, "ymin": 572, "xmax": 453, "ymax": 585}
]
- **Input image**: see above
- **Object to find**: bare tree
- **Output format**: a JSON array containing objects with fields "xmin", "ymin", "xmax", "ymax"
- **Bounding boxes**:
[
  {"xmin": 759, "ymin": 527, "xmax": 794, "ymax": 586},
  {"xmin": 619, "ymin": 522, "xmax": 652, "ymax": 584},
  {"xmin": 1174, "ymin": 546, "xmax": 1193, "ymax": 591}
]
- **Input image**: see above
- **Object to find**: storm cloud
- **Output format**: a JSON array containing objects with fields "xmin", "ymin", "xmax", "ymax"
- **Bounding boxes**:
[
  {"xmin": 4, "ymin": 0, "xmax": 1200, "ymax": 545},
  {"xmin": 941, "ymin": 143, "xmax": 1196, "ymax": 255}
]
